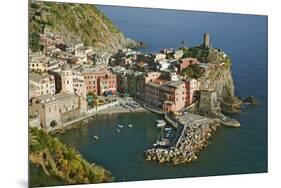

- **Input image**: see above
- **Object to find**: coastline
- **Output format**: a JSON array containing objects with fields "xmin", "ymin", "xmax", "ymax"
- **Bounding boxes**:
[{"xmin": 49, "ymin": 104, "xmax": 149, "ymax": 135}]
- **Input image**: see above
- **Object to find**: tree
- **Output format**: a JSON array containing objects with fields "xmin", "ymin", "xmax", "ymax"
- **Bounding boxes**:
[
  {"xmin": 182, "ymin": 67, "xmax": 195, "ymax": 77},
  {"xmin": 29, "ymin": 32, "xmax": 43, "ymax": 52}
]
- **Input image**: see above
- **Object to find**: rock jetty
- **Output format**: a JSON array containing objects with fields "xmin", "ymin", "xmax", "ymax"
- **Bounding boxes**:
[{"xmin": 144, "ymin": 113, "xmax": 221, "ymax": 165}]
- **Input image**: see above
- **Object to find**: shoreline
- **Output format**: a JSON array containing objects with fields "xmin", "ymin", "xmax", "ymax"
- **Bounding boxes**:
[{"xmin": 49, "ymin": 105, "xmax": 149, "ymax": 135}]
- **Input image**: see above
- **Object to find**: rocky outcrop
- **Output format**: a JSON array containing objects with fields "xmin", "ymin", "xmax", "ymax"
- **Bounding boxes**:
[
  {"xmin": 242, "ymin": 96, "xmax": 258, "ymax": 105},
  {"xmin": 198, "ymin": 61, "xmax": 242, "ymax": 114}
]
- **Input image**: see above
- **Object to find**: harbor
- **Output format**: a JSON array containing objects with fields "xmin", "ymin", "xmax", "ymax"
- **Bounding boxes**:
[{"xmin": 144, "ymin": 113, "xmax": 221, "ymax": 164}]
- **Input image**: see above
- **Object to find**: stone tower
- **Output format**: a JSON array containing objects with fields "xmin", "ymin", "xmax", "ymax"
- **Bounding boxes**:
[
  {"xmin": 61, "ymin": 62, "xmax": 74, "ymax": 94},
  {"xmin": 203, "ymin": 33, "xmax": 211, "ymax": 48}
]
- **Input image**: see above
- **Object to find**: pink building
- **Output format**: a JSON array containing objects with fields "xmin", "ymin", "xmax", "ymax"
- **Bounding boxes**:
[
  {"xmin": 145, "ymin": 78, "xmax": 186, "ymax": 113},
  {"xmin": 161, "ymin": 81, "xmax": 186, "ymax": 113},
  {"xmin": 178, "ymin": 58, "xmax": 199, "ymax": 72},
  {"xmin": 98, "ymin": 73, "xmax": 117, "ymax": 95},
  {"xmin": 185, "ymin": 78, "xmax": 198, "ymax": 106},
  {"xmin": 82, "ymin": 68, "xmax": 117, "ymax": 95},
  {"xmin": 145, "ymin": 79, "xmax": 167, "ymax": 107}
]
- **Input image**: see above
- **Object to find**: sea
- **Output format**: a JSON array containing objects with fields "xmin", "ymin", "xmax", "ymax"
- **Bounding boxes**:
[{"xmin": 58, "ymin": 5, "xmax": 268, "ymax": 182}]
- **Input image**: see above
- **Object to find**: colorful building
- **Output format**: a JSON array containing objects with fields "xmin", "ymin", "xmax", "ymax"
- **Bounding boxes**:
[
  {"xmin": 178, "ymin": 57, "xmax": 199, "ymax": 72},
  {"xmin": 161, "ymin": 81, "xmax": 186, "ymax": 113},
  {"xmin": 82, "ymin": 68, "xmax": 117, "ymax": 95},
  {"xmin": 185, "ymin": 78, "xmax": 198, "ymax": 106},
  {"xmin": 145, "ymin": 78, "xmax": 186, "ymax": 113}
]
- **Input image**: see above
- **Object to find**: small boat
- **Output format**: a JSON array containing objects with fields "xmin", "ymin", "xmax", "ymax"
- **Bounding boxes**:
[
  {"xmin": 116, "ymin": 128, "xmax": 120, "ymax": 133},
  {"xmin": 117, "ymin": 124, "xmax": 123, "ymax": 128},
  {"xmin": 164, "ymin": 127, "xmax": 173, "ymax": 131},
  {"xmin": 153, "ymin": 139, "xmax": 170, "ymax": 147},
  {"xmin": 93, "ymin": 135, "xmax": 99, "ymax": 140},
  {"xmin": 128, "ymin": 124, "xmax": 133, "ymax": 128},
  {"xmin": 156, "ymin": 120, "xmax": 166, "ymax": 127}
]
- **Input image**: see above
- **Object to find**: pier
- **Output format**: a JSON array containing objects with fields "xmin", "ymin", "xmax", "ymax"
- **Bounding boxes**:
[{"xmin": 144, "ymin": 113, "xmax": 221, "ymax": 165}]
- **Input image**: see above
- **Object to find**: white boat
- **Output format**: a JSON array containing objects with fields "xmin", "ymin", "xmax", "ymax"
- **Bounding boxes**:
[
  {"xmin": 116, "ymin": 128, "xmax": 120, "ymax": 132},
  {"xmin": 117, "ymin": 124, "xmax": 123, "ymax": 128},
  {"xmin": 164, "ymin": 127, "xmax": 173, "ymax": 131},
  {"xmin": 93, "ymin": 135, "xmax": 99, "ymax": 140},
  {"xmin": 153, "ymin": 139, "xmax": 170, "ymax": 147},
  {"xmin": 156, "ymin": 120, "xmax": 166, "ymax": 127},
  {"xmin": 128, "ymin": 124, "xmax": 133, "ymax": 128}
]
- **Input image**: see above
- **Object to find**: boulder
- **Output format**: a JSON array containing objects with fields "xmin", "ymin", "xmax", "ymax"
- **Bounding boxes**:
[{"xmin": 243, "ymin": 96, "xmax": 258, "ymax": 105}]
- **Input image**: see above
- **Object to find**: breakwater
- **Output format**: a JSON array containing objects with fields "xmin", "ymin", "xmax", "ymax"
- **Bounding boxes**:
[{"xmin": 144, "ymin": 113, "xmax": 221, "ymax": 165}]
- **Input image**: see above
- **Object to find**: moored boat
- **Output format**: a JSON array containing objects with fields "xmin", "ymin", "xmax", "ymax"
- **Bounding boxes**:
[
  {"xmin": 156, "ymin": 120, "xmax": 166, "ymax": 127},
  {"xmin": 117, "ymin": 124, "xmax": 124, "ymax": 128}
]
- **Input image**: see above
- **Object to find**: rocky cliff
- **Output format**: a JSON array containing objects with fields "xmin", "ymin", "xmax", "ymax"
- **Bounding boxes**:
[
  {"xmin": 199, "ymin": 65, "xmax": 242, "ymax": 114},
  {"xmin": 29, "ymin": 1, "xmax": 145, "ymax": 52},
  {"xmin": 183, "ymin": 47, "xmax": 242, "ymax": 114}
]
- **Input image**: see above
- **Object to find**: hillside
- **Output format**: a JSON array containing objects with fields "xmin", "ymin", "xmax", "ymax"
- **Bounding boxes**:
[
  {"xmin": 29, "ymin": 128, "xmax": 113, "ymax": 187},
  {"xmin": 29, "ymin": 1, "xmax": 144, "ymax": 52}
]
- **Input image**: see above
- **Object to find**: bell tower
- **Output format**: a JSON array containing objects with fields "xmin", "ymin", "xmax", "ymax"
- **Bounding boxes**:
[{"xmin": 61, "ymin": 63, "xmax": 74, "ymax": 94}]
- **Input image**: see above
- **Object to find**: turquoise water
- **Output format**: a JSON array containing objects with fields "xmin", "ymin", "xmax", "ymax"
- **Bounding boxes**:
[{"xmin": 58, "ymin": 6, "xmax": 267, "ymax": 182}]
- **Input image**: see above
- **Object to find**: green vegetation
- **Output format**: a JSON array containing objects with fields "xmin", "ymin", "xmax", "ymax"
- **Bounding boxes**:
[
  {"xmin": 29, "ymin": 1, "xmax": 126, "ymax": 51},
  {"xmin": 29, "ymin": 128, "xmax": 113, "ymax": 187},
  {"xmin": 29, "ymin": 32, "xmax": 44, "ymax": 52},
  {"xmin": 182, "ymin": 46, "xmax": 210, "ymax": 63},
  {"xmin": 182, "ymin": 64, "xmax": 202, "ymax": 79}
]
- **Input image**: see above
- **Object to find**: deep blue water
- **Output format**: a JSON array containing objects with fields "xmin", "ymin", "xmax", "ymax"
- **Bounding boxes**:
[{"xmin": 58, "ymin": 6, "xmax": 267, "ymax": 182}]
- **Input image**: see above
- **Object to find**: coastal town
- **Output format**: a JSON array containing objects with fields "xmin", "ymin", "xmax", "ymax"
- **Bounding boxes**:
[{"xmin": 29, "ymin": 28, "xmax": 242, "ymax": 164}]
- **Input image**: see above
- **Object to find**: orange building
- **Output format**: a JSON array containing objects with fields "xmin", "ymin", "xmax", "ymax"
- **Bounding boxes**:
[
  {"xmin": 145, "ymin": 79, "xmax": 186, "ymax": 113},
  {"xmin": 82, "ymin": 68, "xmax": 117, "ymax": 95}
]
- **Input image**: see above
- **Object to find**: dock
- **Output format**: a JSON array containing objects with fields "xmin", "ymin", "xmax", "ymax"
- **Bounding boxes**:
[{"xmin": 144, "ymin": 113, "xmax": 221, "ymax": 165}]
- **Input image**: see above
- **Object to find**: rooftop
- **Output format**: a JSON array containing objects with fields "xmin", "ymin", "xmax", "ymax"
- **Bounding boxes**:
[
  {"xmin": 166, "ymin": 80, "xmax": 185, "ymax": 88},
  {"xmin": 29, "ymin": 73, "xmax": 54, "ymax": 83},
  {"xmin": 36, "ymin": 92, "xmax": 76, "ymax": 104},
  {"xmin": 61, "ymin": 62, "xmax": 72, "ymax": 71}
]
